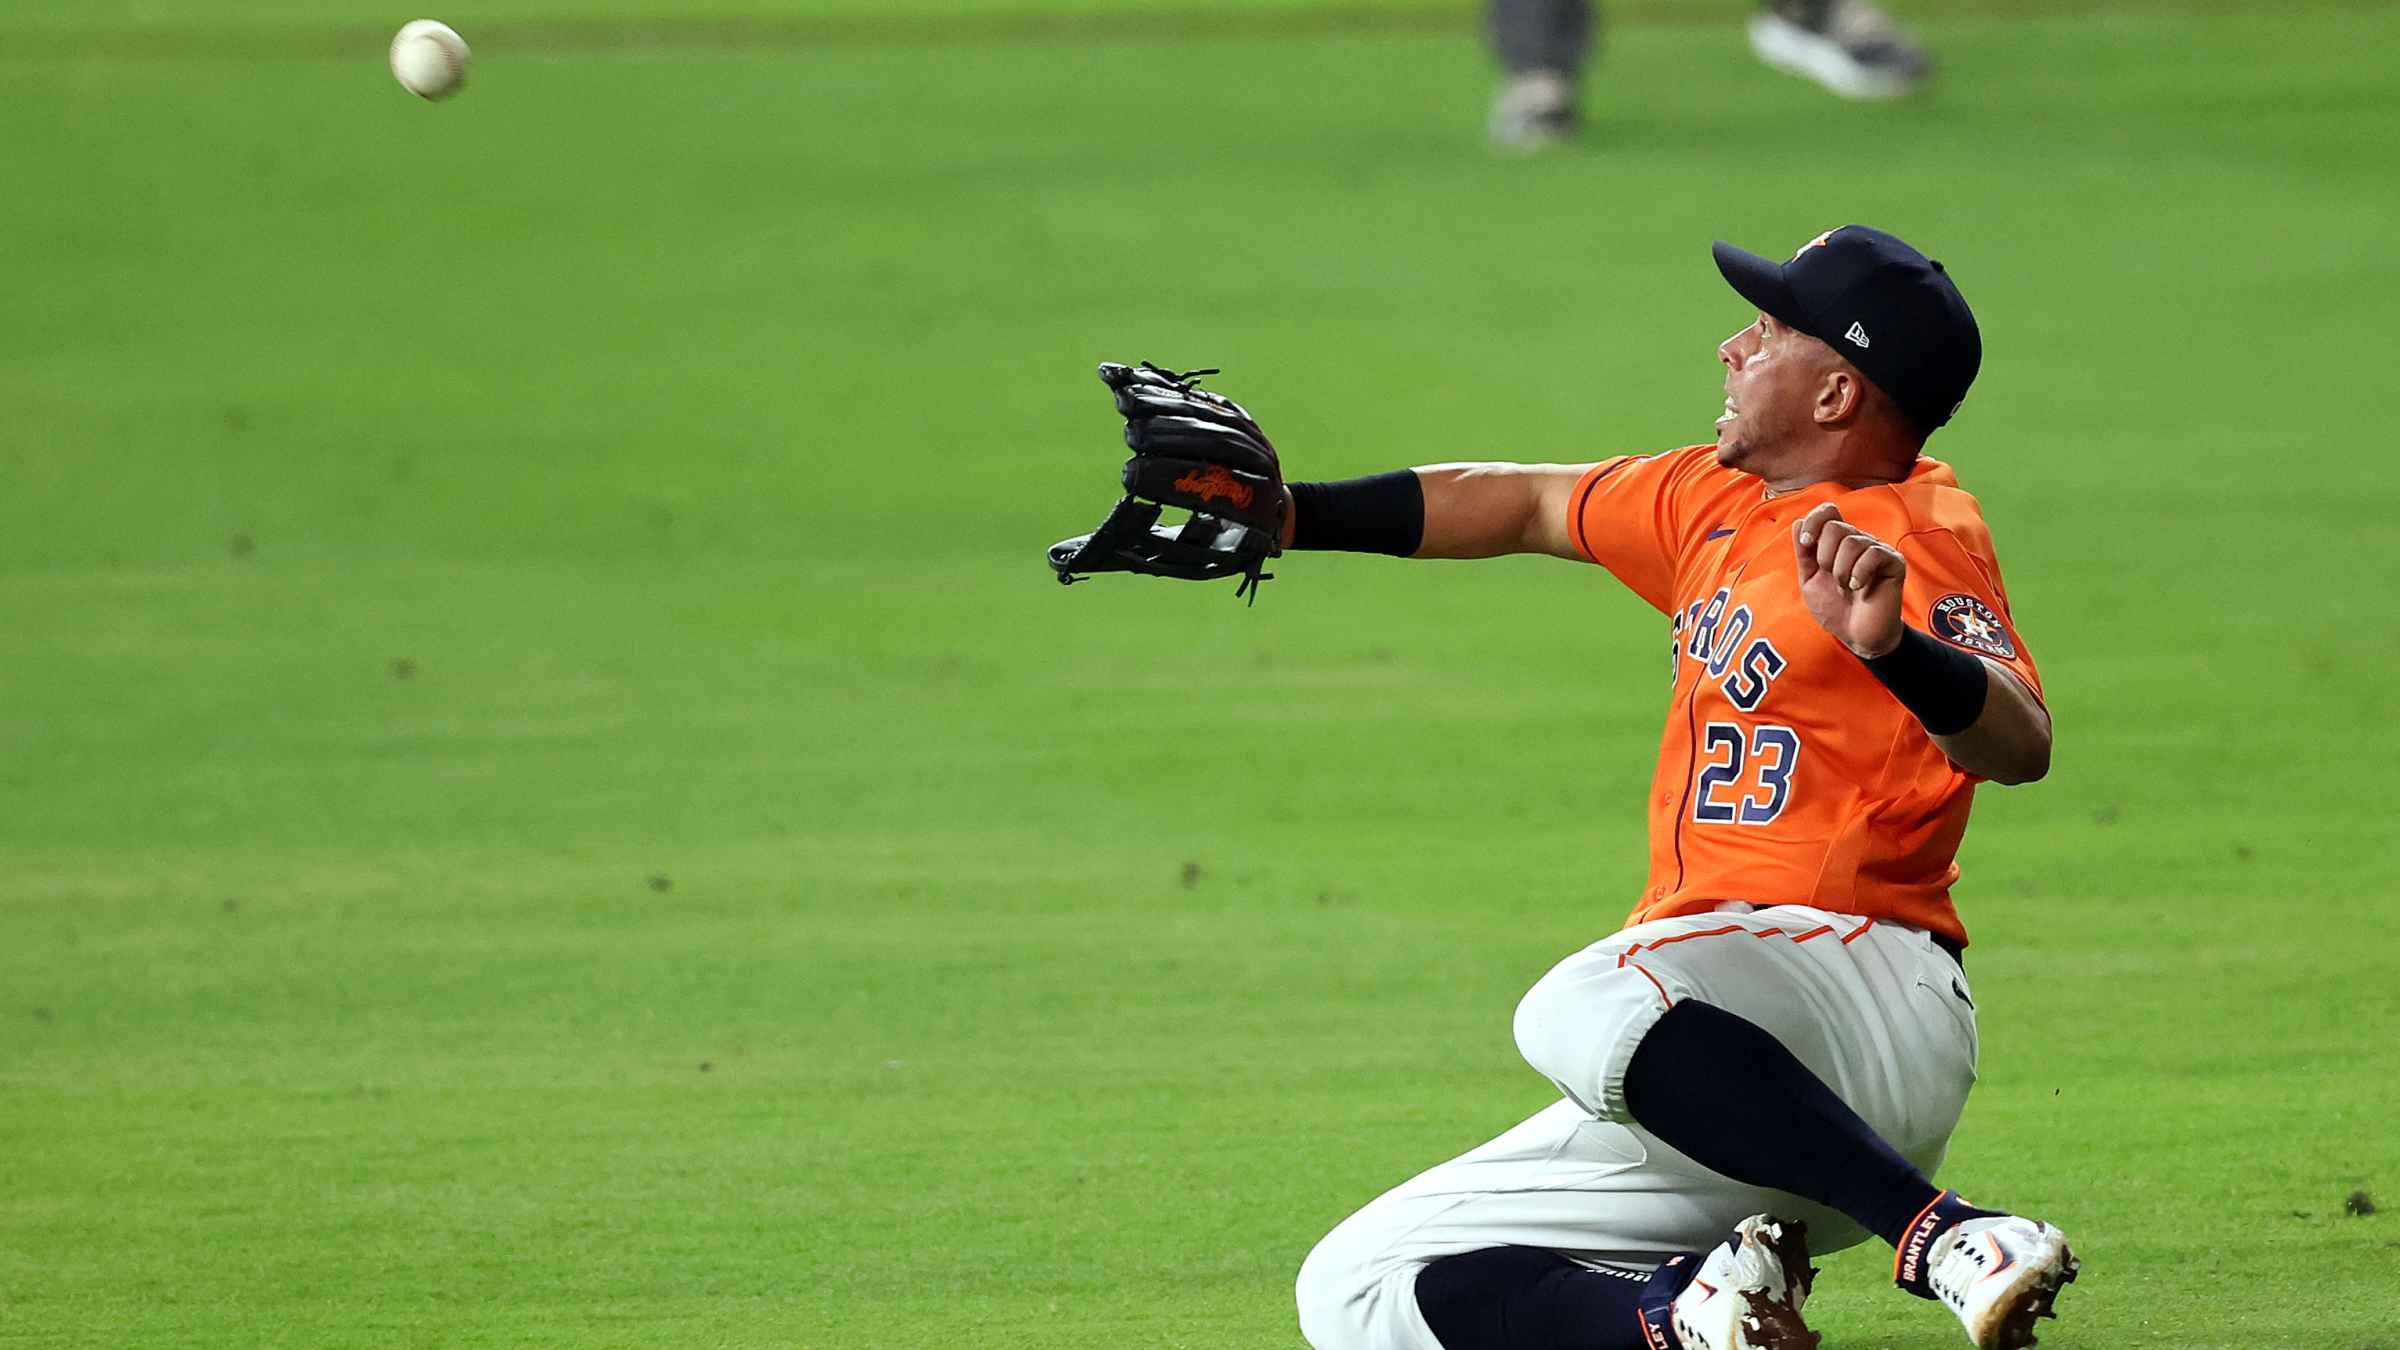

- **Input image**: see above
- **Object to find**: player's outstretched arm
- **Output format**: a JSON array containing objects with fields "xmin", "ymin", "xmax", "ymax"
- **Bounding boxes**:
[
  {"xmin": 1278, "ymin": 462, "xmax": 1597, "ymax": 561},
  {"xmin": 1792, "ymin": 503, "xmax": 2053, "ymax": 785}
]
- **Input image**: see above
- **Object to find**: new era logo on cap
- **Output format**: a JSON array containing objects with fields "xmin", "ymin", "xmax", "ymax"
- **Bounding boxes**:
[{"xmin": 1844, "ymin": 321, "xmax": 1870, "ymax": 349}]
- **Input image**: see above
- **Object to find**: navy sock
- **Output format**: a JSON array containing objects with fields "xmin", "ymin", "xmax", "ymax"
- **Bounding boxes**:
[
  {"xmin": 1415, "ymin": 1246, "xmax": 1665, "ymax": 1350},
  {"xmin": 1621, "ymin": 1000, "xmax": 1944, "ymax": 1249},
  {"xmin": 1892, "ymin": 1189, "xmax": 2008, "ymax": 1299}
]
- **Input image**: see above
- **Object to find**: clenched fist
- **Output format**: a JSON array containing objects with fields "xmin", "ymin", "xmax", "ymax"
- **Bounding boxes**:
[{"xmin": 1793, "ymin": 502, "xmax": 1906, "ymax": 659}]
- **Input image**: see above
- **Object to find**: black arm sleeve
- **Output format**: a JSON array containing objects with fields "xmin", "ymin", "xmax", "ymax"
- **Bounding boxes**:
[
  {"xmin": 1859, "ymin": 626, "xmax": 1990, "ymax": 736},
  {"xmin": 1287, "ymin": 471, "xmax": 1424, "ymax": 556}
]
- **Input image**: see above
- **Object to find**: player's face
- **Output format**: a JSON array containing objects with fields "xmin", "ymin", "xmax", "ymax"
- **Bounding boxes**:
[{"xmin": 1713, "ymin": 313, "xmax": 1825, "ymax": 475}]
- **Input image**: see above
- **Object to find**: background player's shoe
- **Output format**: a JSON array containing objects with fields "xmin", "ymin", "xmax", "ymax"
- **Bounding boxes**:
[
  {"xmin": 1664, "ymin": 1215, "xmax": 1820, "ymax": 1350},
  {"xmin": 1488, "ymin": 70, "xmax": 1578, "ymax": 151},
  {"xmin": 1922, "ymin": 1215, "xmax": 2079, "ymax": 1349},
  {"xmin": 1748, "ymin": 0, "xmax": 1933, "ymax": 100}
]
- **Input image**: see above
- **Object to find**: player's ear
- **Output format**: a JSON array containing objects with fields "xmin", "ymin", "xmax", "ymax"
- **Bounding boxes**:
[{"xmin": 1814, "ymin": 367, "xmax": 1864, "ymax": 428}]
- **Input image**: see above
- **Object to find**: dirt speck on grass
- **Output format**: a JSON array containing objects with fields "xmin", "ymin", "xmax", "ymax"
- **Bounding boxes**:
[
  {"xmin": 648, "ymin": 874, "xmax": 673, "ymax": 893},
  {"xmin": 2345, "ymin": 1189, "xmax": 2377, "ymax": 1217}
]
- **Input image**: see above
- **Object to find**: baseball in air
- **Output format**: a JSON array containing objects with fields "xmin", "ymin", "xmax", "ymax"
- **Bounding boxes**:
[{"xmin": 390, "ymin": 19, "xmax": 471, "ymax": 101}]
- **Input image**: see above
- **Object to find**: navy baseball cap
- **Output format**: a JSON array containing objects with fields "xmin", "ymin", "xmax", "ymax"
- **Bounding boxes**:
[{"xmin": 1712, "ymin": 225, "xmax": 1981, "ymax": 434}]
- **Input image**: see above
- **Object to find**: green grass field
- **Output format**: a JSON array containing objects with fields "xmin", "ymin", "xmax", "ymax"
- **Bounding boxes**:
[{"xmin": 4, "ymin": 2, "xmax": 2396, "ymax": 1345}]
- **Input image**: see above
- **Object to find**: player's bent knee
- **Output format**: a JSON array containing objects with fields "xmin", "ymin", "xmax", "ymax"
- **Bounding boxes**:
[
  {"xmin": 1293, "ymin": 1237, "xmax": 1370, "ymax": 1350},
  {"xmin": 1512, "ymin": 958, "xmax": 1676, "ymax": 1121},
  {"xmin": 1295, "ymin": 1218, "xmax": 1416, "ymax": 1350}
]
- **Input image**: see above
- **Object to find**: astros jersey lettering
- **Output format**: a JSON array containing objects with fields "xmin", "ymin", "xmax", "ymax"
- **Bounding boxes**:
[{"xmin": 1569, "ymin": 445, "xmax": 2040, "ymax": 946}]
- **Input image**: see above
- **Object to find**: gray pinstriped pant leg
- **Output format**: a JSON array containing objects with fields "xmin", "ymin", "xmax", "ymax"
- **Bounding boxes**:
[{"xmin": 1486, "ymin": 0, "xmax": 1597, "ymax": 76}]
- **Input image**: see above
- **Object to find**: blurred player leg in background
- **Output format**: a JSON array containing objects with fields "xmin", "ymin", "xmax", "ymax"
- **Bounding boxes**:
[
  {"xmin": 1486, "ymin": 0, "xmax": 1595, "ymax": 150},
  {"xmin": 1749, "ymin": 0, "xmax": 1935, "ymax": 100},
  {"xmin": 1486, "ymin": 0, "xmax": 1936, "ymax": 150}
]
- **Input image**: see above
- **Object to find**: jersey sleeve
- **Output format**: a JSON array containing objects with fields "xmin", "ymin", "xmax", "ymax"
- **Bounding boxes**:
[
  {"xmin": 1566, "ymin": 447, "xmax": 1713, "ymax": 614},
  {"xmin": 1898, "ymin": 525, "xmax": 2043, "ymax": 702}
]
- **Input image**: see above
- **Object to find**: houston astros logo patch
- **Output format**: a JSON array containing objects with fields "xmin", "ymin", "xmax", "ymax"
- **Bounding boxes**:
[{"xmin": 1930, "ymin": 593, "xmax": 2016, "ymax": 659}]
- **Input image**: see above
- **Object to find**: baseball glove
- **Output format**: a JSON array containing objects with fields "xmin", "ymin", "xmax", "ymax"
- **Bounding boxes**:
[{"xmin": 1047, "ymin": 362, "xmax": 1287, "ymax": 603}]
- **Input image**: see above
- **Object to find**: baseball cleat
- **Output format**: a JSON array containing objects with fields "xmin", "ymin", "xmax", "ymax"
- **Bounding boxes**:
[
  {"xmin": 1748, "ymin": 0, "xmax": 1933, "ymax": 100},
  {"xmin": 1488, "ymin": 70, "xmax": 1579, "ymax": 151},
  {"xmin": 1921, "ymin": 1215, "xmax": 2079, "ymax": 1349},
  {"xmin": 1660, "ymin": 1215, "xmax": 1821, "ymax": 1350}
]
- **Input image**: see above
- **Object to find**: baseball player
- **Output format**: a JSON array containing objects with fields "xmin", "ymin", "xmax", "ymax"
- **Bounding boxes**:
[{"xmin": 1052, "ymin": 226, "xmax": 2077, "ymax": 1350}]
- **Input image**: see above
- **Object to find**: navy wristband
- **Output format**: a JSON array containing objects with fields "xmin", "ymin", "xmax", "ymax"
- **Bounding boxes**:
[
  {"xmin": 1288, "ymin": 471, "xmax": 1424, "ymax": 556},
  {"xmin": 1860, "ymin": 626, "xmax": 1989, "ymax": 736}
]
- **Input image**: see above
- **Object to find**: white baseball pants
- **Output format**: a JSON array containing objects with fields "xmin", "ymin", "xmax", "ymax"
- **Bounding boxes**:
[{"xmin": 1295, "ymin": 905, "xmax": 1980, "ymax": 1350}]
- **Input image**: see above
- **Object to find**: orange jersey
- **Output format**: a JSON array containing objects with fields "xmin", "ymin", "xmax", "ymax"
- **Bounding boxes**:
[{"xmin": 1568, "ymin": 445, "xmax": 2042, "ymax": 948}]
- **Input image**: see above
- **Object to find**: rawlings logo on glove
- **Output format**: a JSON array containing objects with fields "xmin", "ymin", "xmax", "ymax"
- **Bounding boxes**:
[{"xmin": 1172, "ymin": 465, "xmax": 1256, "ymax": 510}]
